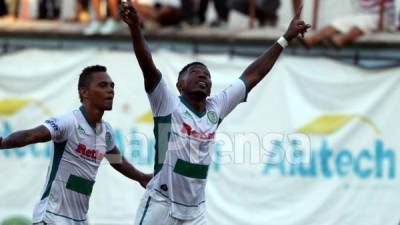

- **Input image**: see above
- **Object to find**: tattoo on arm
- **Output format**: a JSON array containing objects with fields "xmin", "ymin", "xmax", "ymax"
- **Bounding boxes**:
[{"xmin": 0, "ymin": 125, "xmax": 51, "ymax": 149}]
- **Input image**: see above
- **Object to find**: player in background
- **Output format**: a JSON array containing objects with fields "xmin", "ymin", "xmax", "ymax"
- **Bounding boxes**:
[{"xmin": 0, "ymin": 65, "xmax": 152, "ymax": 225}]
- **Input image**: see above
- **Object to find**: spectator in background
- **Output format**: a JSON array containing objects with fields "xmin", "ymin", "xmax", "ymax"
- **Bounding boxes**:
[
  {"xmin": 300, "ymin": 0, "xmax": 395, "ymax": 48},
  {"xmin": 396, "ymin": 0, "xmax": 400, "ymax": 29},
  {"xmin": 84, "ymin": 0, "xmax": 120, "ymax": 35},
  {"xmin": 228, "ymin": 0, "xmax": 281, "ymax": 27},
  {"xmin": 0, "ymin": 0, "xmax": 6, "ymax": 17},
  {"xmin": 133, "ymin": 0, "xmax": 183, "ymax": 27},
  {"xmin": 1, "ymin": 0, "xmax": 19, "ymax": 20},
  {"xmin": 38, "ymin": 0, "xmax": 60, "ymax": 19},
  {"xmin": 77, "ymin": 0, "xmax": 90, "ymax": 23},
  {"xmin": 198, "ymin": 0, "xmax": 230, "ymax": 27},
  {"xmin": 17, "ymin": 0, "xmax": 38, "ymax": 20},
  {"xmin": 59, "ymin": 0, "xmax": 90, "ymax": 22},
  {"xmin": 180, "ymin": 0, "xmax": 201, "ymax": 25}
]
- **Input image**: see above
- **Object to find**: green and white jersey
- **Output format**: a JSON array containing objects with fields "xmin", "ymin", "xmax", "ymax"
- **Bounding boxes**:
[
  {"xmin": 32, "ymin": 107, "xmax": 115, "ymax": 225},
  {"xmin": 147, "ymin": 76, "xmax": 247, "ymax": 220}
]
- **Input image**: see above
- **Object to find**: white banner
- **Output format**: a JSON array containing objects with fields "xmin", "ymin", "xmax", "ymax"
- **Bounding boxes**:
[{"xmin": 0, "ymin": 49, "xmax": 399, "ymax": 225}]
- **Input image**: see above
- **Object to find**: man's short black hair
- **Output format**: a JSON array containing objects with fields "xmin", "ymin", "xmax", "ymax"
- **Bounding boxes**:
[
  {"xmin": 178, "ymin": 62, "xmax": 207, "ymax": 80},
  {"xmin": 78, "ymin": 65, "xmax": 107, "ymax": 102}
]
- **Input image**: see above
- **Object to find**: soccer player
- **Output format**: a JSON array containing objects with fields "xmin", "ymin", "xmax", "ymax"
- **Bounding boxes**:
[
  {"xmin": 120, "ymin": 2, "xmax": 310, "ymax": 225},
  {"xmin": 0, "ymin": 65, "xmax": 152, "ymax": 225}
]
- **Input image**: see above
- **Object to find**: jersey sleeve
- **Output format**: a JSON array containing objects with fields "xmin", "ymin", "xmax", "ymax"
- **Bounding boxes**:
[
  {"xmin": 147, "ymin": 76, "xmax": 178, "ymax": 117},
  {"xmin": 104, "ymin": 122, "xmax": 116, "ymax": 152},
  {"xmin": 43, "ymin": 113, "xmax": 74, "ymax": 143},
  {"xmin": 210, "ymin": 77, "xmax": 248, "ymax": 120}
]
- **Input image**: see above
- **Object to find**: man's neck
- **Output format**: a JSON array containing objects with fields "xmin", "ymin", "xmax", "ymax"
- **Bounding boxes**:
[
  {"xmin": 181, "ymin": 93, "xmax": 206, "ymax": 113},
  {"xmin": 81, "ymin": 103, "xmax": 104, "ymax": 128}
]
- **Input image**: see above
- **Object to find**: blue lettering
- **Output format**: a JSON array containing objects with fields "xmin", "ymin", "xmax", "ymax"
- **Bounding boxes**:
[
  {"xmin": 211, "ymin": 142, "xmax": 222, "ymax": 172},
  {"xmin": 114, "ymin": 129, "xmax": 125, "ymax": 154},
  {"xmin": 375, "ymin": 140, "xmax": 396, "ymax": 179},
  {"xmin": 354, "ymin": 149, "xmax": 373, "ymax": 179},
  {"xmin": 335, "ymin": 149, "xmax": 353, "ymax": 177},
  {"xmin": 263, "ymin": 140, "xmax": 286, "ymax": 176},
  {"xmin": 298, "ymin": 150, "xmax": 317, "ymax": 177},
  {"xmin": 320, "ymin": 141, "xmax": 333, "ymax": 178}
]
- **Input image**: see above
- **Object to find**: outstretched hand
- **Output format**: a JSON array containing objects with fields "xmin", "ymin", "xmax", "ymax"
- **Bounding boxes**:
[
  {"xmin": 139, "ymin": 173, "xmax": 153, "ymax": 189},
  {"xmin": 284, "ymin": 4, "xmax": 311, "ymax": 42},
  {"xmin": 119, "ymin": 0, "xmax": 140, "ymax": 29}
]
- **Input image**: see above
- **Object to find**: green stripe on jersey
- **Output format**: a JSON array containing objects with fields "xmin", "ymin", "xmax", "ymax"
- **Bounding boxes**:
[
  {"xmin": 153, "ymin": 115, "xmax": 172, "ymax": 175},
  {"xmin": 66, "ymin": 175, "xmax": 95, "ymax": 196},
  {"xmin": 41, "ymin": 141, "xmax": 67, "ymax": 200},
  {"xmin": 173, "ymin": 159, "xmax": 209, "ymax": 179},
  {"xmin": 46, "ymin": 210, "xmax": 86, "ymax": 222}
]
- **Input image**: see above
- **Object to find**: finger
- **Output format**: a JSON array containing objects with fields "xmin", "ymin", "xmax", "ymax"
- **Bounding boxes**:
[
  {"xmin": 121, "ymin": 0, "xmax": 132, "ymax": 7},
  {"xmin": 127, "ymin": 0, "xmax": 134, "ymax": 8},
  {"xmin": 120, "ymin": 8, "xmax": 127, "ymax": 18},
  {"xmin": 120, "ymin": 4, "xmax": 129, "ymax": 14},
  {"xmin": 121, "ymin": 1, "xmax": 134, "ymax": 13},
  {"xmin": 124, "ymin": 1, "xmax": 136, "ymax": 13},
  {"xmin": 297, "ymin": 20, "xmax": 305, "ymax": 26},
  {"xmin": 300, "ymin": 25, "xmax": 311, "ymax": 38},
  {"xmin": 295, "ymin": 3, "xmax": 303, "ymax": 19}
]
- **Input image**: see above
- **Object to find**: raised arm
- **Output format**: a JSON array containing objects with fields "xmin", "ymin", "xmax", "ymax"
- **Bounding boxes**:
[
  {"xmin": 0, "ymin": 125, "xmax": 51, "ymax": 150},
  {"xmin": 120, "ymin": 2, "xmax": 161, "ymax": 92},
  {"xmin": 242, "ymin": 5, "xmax": 311, "ymax": 92},
  {"xmin": 106, "ymin": 147, "xmax": 153, "ymax": 188}
]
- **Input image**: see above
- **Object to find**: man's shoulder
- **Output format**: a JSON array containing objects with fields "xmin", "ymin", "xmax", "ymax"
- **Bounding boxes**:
[
  {"xmin": 46, "ymin": 110, "xmax": 76, "ymax": 125},
  {"xmin": 101, "ymin": 120, "xmax": 113, "ymax": 131}
]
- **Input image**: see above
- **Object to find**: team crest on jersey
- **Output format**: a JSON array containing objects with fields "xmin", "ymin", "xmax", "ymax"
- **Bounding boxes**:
[
  {"xmin": 207, "ymin": 110, "xmax": 218, "ymax": 124},
  {"xmin": 77, "ymin": 125, "xmax": 87, "ymax": 135},
  {"xmin": 105, "ymin": 131, "xmax": 112, "ymax": 149}
]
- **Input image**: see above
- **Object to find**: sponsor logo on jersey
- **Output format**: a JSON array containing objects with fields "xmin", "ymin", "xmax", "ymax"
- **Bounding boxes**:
[
  {"xmin": 45, "ymin": 118, "xmax": 59, "ymax": 131},
  {"xmin": 75, "ymin": 143, "xmax": 104, "ymax": 161},
  {"xmin": 181, "ymin": 122, "xmax": 215, "ymax": 140}
]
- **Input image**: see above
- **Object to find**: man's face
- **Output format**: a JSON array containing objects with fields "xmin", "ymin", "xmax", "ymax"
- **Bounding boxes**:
[
  {"xmin": 82, "ymin": 72, "xmax": 115, "ymax": 110},
  {"xmin": 178, "ymin": 64, "xmax": 212, "ymax": 98}
]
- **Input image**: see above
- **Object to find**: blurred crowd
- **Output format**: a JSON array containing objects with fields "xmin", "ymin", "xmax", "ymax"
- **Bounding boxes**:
[
  {"xmin": 0, "ymin": 0, "xmax": 399, "ymax": 47},
  {"xmin": 0, "ymin": 0, "xmax": 283, "ymax": 32}
]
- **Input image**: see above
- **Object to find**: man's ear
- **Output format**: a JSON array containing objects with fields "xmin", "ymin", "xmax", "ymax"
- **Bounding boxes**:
[
  {"xmin": 176, "ymin": 81, "xmax": 183, "ymax": 94},
  {"xmin": 79, "ymin": 87, "xmax": 89, "ymax": 101}
]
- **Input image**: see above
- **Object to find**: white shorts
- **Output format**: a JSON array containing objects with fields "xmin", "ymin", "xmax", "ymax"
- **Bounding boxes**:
[
  {"xmin": 331, "ymin": 13, "xmax": 379, "ymax": 34},
  {"xmin": 134, "ymin": 192, "xmax": 207, "ymax": 225}
]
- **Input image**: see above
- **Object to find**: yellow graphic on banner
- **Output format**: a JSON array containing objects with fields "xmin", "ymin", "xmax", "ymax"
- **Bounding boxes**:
[
  {"xmin": 298, "ymin": 114, "xmax": 380, "ymax": 135},
  {"xmin": 136, "ymin": 110, "xmax": 153, "ymax": 123},
  {"xmin": 0, "ymin": 98, "xmax": 52, "ymax": 116}
]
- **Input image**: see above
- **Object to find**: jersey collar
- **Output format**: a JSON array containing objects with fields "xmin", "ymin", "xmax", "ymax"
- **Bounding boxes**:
[
  {"xmin": 79, "ymin": 106, "xmax": 98, "ymax": 133},
  {"xmin": 179, "ymin": 96, "xmax": 206, "ymax": 118}
]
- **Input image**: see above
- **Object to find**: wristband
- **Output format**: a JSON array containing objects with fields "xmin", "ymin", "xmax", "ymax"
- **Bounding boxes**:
[{"xmin": 277, "ymin": 36, "xmax": 289, "ymax": 48}]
